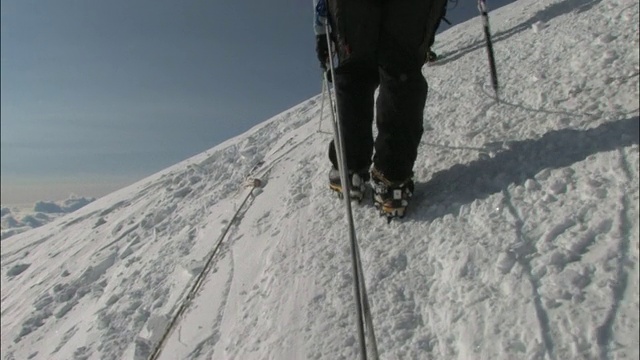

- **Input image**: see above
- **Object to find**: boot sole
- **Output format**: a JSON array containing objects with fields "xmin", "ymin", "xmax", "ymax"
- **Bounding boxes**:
[{"xmin": 374, "ymin": 202, "xmax": 407, "ymax": 219}]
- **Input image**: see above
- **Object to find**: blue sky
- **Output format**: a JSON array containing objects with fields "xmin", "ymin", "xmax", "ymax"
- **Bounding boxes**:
[{"xmin": 1, "ymin": 0, "xmax": 514, "ymax": 205}]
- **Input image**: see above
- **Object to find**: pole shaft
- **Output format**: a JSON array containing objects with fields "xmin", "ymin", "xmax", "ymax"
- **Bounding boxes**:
[{"xmin": 324, "ymin": 23, "xmax": 368, "ymax": 360}]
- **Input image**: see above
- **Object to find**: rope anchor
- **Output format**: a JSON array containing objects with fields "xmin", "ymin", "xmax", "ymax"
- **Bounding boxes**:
[{"xmin": 244, "ymin": 178, "xmax": 263, "ymax": 188}]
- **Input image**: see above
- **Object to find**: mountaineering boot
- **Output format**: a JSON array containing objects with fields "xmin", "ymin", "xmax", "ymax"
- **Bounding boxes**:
[
  {"xmin": 371, "ymin": 167, "xmax": 414, "ymax": 220},
  {"xmin": 329, "ymin": 167, "xmax": 369, "ymax": 201}
]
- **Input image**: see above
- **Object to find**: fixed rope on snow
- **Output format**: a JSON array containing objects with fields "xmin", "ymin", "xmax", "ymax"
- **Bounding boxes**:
[
  {"xmin": 145, "ymin": 52, "xmax": 355, "ymax": 357},
  {"xmin": 147, "ymin": 179, "xmax": 262, "ymax": 360}
]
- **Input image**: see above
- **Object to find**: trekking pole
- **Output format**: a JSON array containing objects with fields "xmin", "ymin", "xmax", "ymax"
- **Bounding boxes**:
[
  {"xmin": 478, "ymin": 0, "xmax": 499, "ymax": 98},
  {"xmin": 323, "ymin": 21, "xmax": 370, "ymax": 360}
]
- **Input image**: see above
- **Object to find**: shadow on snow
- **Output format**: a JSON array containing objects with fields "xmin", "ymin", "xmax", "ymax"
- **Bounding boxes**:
[{"xmin": 414, "ymin": 116, "xmax": 639, "ymax": 221}]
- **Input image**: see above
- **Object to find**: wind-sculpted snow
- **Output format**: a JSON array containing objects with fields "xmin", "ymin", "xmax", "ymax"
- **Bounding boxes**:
[{"xmin": 1, "ymin": 0, "xmax": 638, "ymax": 359}]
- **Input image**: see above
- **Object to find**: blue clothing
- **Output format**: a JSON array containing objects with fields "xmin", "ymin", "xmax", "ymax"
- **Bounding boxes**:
[{"xmin": 313, "ymin": 0, "xmax": 328, "ymax": 35}]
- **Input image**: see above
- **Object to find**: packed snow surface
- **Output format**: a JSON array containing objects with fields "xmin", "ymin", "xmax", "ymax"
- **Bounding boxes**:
[{"xmin": 1, "ymin": 0, "xmax": 638, "ymax": 359}]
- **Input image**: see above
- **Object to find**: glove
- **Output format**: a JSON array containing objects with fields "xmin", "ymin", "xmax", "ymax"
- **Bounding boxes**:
[
  {"xmin": 315, "ymin": 34, "xmax": 330, "ymax": 70},
  {"xmin": 315, "ymin": 34, "xmax": 333, "ymax": 82}
]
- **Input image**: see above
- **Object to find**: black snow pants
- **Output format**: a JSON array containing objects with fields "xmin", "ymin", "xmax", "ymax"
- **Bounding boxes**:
[{"xmin": 326, "ymin": 0, "xmax": 448, "ymax": 182}]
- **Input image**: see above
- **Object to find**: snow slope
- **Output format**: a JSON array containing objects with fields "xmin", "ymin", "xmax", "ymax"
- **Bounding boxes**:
[{"xmin": 1, "ymin": 0, "xmax": 638, "ymax": 359}]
